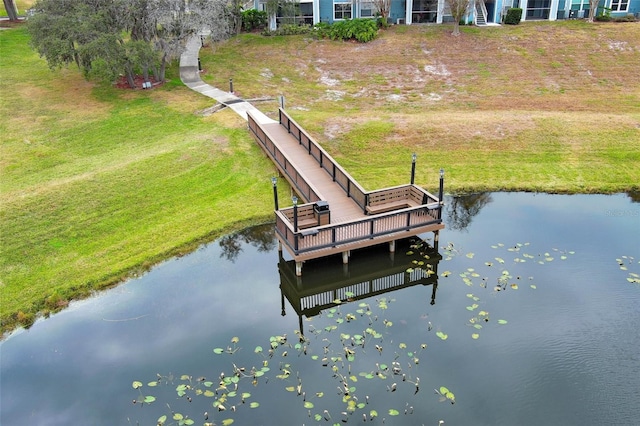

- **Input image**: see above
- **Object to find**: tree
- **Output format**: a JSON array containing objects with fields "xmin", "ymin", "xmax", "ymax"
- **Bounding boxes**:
[
  {"xmin": 27, "ymin": 0, "xmax": 232, "ymax": 88},
  {"xmin": 372, "ymin": 0, "xmax": 390, "ymax": 25},
  {"xmin": 3, "ymin": 0, "xmax": 19, "ymax": 21},
  {"xmin": 587, "ymin": 0, "xmax": 599, "ymax": 22},
  {"xmin": 446, "ymin": 0, "xmax": 471, "ymax": 36},
  {"xmin": 445, "ymin": 193, "xmax": 493, "ymax": 231}
]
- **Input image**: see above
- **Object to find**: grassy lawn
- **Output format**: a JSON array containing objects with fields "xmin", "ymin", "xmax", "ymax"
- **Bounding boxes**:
[
  {"xmin": 0, "ymin": 26, "xmax": 281, "ymax": 334},
  {"xmin": 1, "ymin": 21, "xmax": 639, "ymax": 335}
]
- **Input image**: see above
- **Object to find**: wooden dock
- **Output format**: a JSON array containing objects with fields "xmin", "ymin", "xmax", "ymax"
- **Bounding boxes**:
[{"xmin": 248, "ymin": 108, "xmax": 445, "ymax": 275}]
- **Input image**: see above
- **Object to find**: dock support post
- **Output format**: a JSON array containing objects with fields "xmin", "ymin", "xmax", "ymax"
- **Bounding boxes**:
[
  {"xmin": 434, "ymin": 231, "xmax": 440, "ymax": 251},
  {"xmin": 389, "ymin": 240, "xmax": 396, "ymax": 253},
  {"xmin": 296, "ymin": 261, "xmax": 303, "ymax": 276},
  {"xmin": 342, "ymin": 251, "xmax": 350, "ymax": 264}
]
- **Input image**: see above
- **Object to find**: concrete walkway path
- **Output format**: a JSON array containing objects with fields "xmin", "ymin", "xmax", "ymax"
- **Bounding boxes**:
[{"xmin": 179, "ymin": 34, "xmax": 276, "ymax": 125}]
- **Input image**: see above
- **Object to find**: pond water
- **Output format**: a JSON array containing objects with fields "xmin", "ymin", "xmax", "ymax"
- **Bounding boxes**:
[{"xmin": 1, "ymin": 193, "xmax": 639, "ymax": 426}]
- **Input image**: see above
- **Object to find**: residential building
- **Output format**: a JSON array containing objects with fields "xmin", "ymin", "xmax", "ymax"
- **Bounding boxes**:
[{"xmin": 253, "ymin": 0, "xmax": 639, "ymax": 27}]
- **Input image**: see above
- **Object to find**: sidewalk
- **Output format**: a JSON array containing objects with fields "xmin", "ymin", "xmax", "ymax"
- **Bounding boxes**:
[{"xmin": 179, "ymin": 34, "xmax": 276, "ymax": 125}]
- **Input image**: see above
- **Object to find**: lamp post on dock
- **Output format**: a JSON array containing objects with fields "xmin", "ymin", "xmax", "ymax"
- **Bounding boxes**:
[
  {"xmin": 410, "ymin": 153, "xmax": 417, "ymax": 185},
  {"xmin": 292, "ymin": 196, "xmax": 299, "ymax": 233},
  {"xmin": 272, "ymin": 177, "xmax": 279, "ymax": 210},
  {"xmin": 438, "ymin": 168, "xmax": 445, "ymax": 220}
]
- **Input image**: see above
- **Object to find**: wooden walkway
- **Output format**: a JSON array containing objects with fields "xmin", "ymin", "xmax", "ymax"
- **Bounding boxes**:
[{"xmin": 248, "ymin": 108, "xmax": 445, "ymax": 275}]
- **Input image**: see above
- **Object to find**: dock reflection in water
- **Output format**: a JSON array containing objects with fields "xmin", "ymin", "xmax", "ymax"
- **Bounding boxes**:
[{"xmin": 278, "ymin": 237, "xmax": 442, "ymax": 335}]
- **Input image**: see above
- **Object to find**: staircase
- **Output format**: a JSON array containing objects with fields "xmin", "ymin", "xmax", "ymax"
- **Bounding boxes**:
[{"xmin": 475, "ymin": 0, "xmax": 488, "ymax": 25}]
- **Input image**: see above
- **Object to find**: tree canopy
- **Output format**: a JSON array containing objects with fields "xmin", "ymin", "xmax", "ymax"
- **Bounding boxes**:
[{"xmin": 27, "ymin": 0, "xmax": 232, "ymax": 88}]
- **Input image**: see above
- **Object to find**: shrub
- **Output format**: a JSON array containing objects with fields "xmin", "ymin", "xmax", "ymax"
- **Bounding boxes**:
[
  {"xmin": 612, "ymin": 14, "xmax": 638, "ymax": 22},
  {"xmin": 504, "ymin": 8, "xmax": 522, "ymax": 25},
  {"xmin": 262, "ymin": 24, "xmax": 312, "ymax": 36},
  {"xmin": 595, "ymin": 6, "xmax": 612, "ymax": 21},
  {"xmin": 328, "ymin": 18, "xmax": 379, "ymax": 43},
  {"xmin": 312, "ymin": 21, "xmax": 332, "ymax": 39},
  {"xmin": 242, "ymin": 9, "xmax": 267, "ymax": 32}
]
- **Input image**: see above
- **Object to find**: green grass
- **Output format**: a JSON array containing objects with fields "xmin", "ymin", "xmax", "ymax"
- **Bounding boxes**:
[
  {"xmin": 0, "ymin": 27, "xmax": 283, "ymax": 334},
  {"xmin": 2, "ymin": 21, "xmax": 640, "ymax": 335}
]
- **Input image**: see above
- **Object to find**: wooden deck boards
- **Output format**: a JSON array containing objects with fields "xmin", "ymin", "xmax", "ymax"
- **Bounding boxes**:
[{"xmin": 262, "ymin": 122, "xmax": 364, "ymax": 222}]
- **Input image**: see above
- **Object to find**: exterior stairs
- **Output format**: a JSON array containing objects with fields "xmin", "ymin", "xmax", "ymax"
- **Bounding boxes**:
[{"xmin": 475, "ymin": 0, "xmax": 488, "ymax": 25}]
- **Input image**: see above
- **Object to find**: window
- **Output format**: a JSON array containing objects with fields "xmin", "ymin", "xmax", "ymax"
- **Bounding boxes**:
[
  {"xmin": 360, "ymin": 1, "xmax": 375, "ymax": 18},
  {"xmin": 570, "ymin": 0, "xmax": 588, "ymax": 10},
  {"xmin": 526, "ymin": 0, "xmax": 550, "ymax": 19},
  {"xmin": 334, "ymin": 1, "xmax": 352, "ymax": 20},
  {"xmin": 609, "ymin": 0, "xmax": 629, "ymax": 11}
]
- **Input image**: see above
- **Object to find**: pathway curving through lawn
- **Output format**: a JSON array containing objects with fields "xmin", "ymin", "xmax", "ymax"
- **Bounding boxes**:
[{"xmin": 179, "ymin": 34, "xmax": 276, "ymax": 125}]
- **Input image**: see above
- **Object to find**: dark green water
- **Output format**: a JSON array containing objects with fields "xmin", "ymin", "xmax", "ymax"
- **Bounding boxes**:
[{"xmin": 1, "ymin": 192, "xmax": 638, "ymax": 426}]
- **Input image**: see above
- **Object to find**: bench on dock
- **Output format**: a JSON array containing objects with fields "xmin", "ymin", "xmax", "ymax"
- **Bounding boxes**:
[
  {"xmin": 283, "ymin": 203, "xmax": 330, "ymax": 229},
  {"xmin": 366, "ymin": 185, "xmax": 425, "ymax": 215}
]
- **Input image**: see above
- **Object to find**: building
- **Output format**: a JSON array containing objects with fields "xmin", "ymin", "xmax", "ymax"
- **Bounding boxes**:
[{"xmin": 253, "ymin": 0, "xmax": 639, "ymax": 27}]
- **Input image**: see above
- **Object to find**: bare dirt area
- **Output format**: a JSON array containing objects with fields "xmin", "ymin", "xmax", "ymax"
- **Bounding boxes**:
[{"xmin": 199, "ymin": 22, "xmax": 639, "ymax": 192}]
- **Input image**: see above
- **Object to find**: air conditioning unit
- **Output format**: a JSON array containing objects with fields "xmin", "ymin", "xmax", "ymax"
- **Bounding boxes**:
[{"xmin": 396, "ymin": 18, "xmax": 405, "ymax": 24}]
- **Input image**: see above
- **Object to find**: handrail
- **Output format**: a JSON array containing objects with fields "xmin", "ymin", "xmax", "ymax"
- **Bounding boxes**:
[
  {"xmin": 248, "ymin": 111, "xmax": 323, "ymax": 203},
  {"xmin": 476, "ymin": 0, "xmax": 489, "ymax": 24},
  {"xmin": 277, "ymin": 110, "xmax": 442, "ymax": 212},
  {"xmin": 275, "ymin": 203, "xmax": 441, "ymax": 256},
  {"xmin": 279, "ymin": 109, "xmax": 368, "ymax": 211},
  {"xmin": 367, "ymin": 183, "xmax": 439, "ymax": 205}
]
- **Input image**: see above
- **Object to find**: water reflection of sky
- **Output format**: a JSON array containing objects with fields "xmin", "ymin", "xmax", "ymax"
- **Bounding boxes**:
[{"xmin": 1, "ymin": 193, "xmax": 638, "ymax": 426}]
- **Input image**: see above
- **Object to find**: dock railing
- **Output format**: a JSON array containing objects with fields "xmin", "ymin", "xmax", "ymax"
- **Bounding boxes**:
[
  {"xmin": 248, "ymin": 111, "xmax": 323, "ymax": 203},
  {"xmin": 275, "ymin": 202, "xmax": 441, "ymax": 258},
  {"xmin": 279, "ymin": 109, "xmax": 368, "ymax": 210},
  {"xmin": 277, "ymin": 109, "xmax": 440, "ymax": 215}
]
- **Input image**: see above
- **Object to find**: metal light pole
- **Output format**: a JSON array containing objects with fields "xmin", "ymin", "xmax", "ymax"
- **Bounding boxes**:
[
  {"xmin": 438, "ymin": 168, "xmax": 445, "ymax": 220},
  {"xmin": 410, "ymin": 153, "xmax": 417, "ymax": 185},
  {"xmin": 292, "ymin": 196, "xmax": 299, "ymax": 233},
  {"xmin": 271, "ymin": 177, "xmax": 279, "ymax": 210}
]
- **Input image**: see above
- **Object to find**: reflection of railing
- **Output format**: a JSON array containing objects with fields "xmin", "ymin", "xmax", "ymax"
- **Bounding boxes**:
[
  {"xmin": 279, "ymin": 238, "xmax": 441, "ymax": 333},
  {"xmin": 248, "ymin": 112, "xmax": 323, "ymax": 203},
  {"xmin": 278, "ymin": 109, "xmax": 368, "ymax": 210}
]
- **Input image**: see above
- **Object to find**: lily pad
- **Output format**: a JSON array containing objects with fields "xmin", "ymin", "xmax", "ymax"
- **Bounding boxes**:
[{"xmin": 436, "ymin": 331, "xmax": 448, "ymax": 340}]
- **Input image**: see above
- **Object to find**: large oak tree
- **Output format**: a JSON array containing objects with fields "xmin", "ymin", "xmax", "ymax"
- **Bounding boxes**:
[{"xmin": 28, "ymin": 0, "xmax": 231, "ymax": 88}]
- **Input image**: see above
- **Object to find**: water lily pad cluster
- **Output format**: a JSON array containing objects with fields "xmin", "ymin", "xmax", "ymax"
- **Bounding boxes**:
[
  {"xmin": 617, "ymin": 256, "xmax": 639, "ymax": 285},
  {"xmin": 439, "ymin": 242, "xmax": 577, "ymax": 341},
  {"xmin": 132, "ymin": 295, "xmax": 452, "ymax": 425}
]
